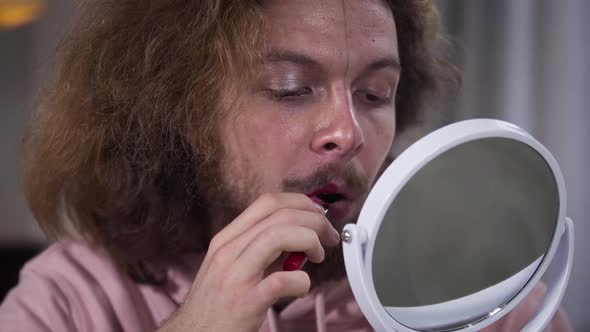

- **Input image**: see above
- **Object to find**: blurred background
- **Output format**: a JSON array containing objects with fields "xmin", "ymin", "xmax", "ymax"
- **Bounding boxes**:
[{"xmin": 0, "ymin": 0, "xmax": 588, "ymax": 330}]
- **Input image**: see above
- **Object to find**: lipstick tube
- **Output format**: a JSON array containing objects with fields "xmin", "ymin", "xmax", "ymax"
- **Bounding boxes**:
[{"xmin": 282, "ymin": 208, "xmax": 329, "ymax": 271}]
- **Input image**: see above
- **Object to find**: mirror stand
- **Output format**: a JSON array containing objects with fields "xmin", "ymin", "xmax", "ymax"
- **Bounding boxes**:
[{"xmin": 522, "ymin": 217, "xmax": 574, "ymax": 332}]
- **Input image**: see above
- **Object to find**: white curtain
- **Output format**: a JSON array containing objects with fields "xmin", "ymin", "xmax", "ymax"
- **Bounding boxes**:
[{"xmin": 436, "ymin": 0, "xmax": 590, "ymax": 330}]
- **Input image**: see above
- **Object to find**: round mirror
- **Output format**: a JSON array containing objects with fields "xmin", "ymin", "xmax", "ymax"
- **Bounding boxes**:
[
  {"xmin": 343, "ymin": 119, "xmax": 574, "ymax": 332},
  {"xmin": 374, "ymin": 137, "xmax": 557, "ymax": 330}
]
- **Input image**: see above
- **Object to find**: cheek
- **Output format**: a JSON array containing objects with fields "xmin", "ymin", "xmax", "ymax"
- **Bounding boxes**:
[
  {"xmin": 371, "ymin": 110, "xmax": 395, "ymax": 142},
  {"xmin": 361, "ymin": 111, "xmax": 396, "ymax": 170},
  {"xmin": 225, "ymin": 111, "xmax": 305, "ymax": 173}
]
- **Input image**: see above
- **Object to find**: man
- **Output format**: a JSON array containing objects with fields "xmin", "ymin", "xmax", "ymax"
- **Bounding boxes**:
[{"xmin": 0, "ymin": 0, "xmax": 572, "ymax": 331}]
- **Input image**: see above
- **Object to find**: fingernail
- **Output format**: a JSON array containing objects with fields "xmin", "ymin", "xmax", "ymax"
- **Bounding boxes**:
[
  {"xmin": 331, "ymin": 227, "xmax": 341, "ymax": 243},
  {"xmin": 313, "ymin": 202, "xmax": 325, "ymax": 213}
]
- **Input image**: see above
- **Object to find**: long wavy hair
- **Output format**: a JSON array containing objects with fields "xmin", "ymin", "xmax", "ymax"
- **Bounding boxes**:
[{"xmin": 24, "ymin": 0, "xmax": 455, "ymax": 282}]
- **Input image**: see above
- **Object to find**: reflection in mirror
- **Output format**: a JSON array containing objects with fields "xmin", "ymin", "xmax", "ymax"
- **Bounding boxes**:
[{"xmin": 372, "ymin": 137, "xmax": 558, "ymax": 331}]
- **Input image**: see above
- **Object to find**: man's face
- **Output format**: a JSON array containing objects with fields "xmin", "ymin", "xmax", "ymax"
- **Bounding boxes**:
[{"xmin": 212, "ymin": 0, "xmax": 399, "ymax": 283}]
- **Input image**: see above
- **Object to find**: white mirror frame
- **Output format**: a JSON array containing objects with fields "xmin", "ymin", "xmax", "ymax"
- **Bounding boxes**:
[{"xmin": 343, "ymin": 119, "xmax": 574, "ymax": 332}]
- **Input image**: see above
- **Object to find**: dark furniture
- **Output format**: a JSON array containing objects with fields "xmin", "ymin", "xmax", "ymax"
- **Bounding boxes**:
[{"xmin": 0, "ymin": 246, "xmax": 43, "ymax": 302}]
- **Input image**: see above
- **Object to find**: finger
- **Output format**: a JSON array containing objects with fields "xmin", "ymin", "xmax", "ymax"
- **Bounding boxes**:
[
  {"xmin": 257, "ymin": 209, "xmax": 339, "ymax": 247},
  {"xmin": 241, "ymin": 271, "xmax": 311, "ymax": 316},
  {"xmin": 207, "ymin": 193, "xmax": 324, "ymax": 254},
  {"xmin": 229, "ymin": 225, "xmax": 324, "ymax": 284},
  {"xmin": 224, "ymin": 208, "xmax": 338, "ymax": 265},
  {"xmin": 202, "ymin": 207, "xmax": 332, "ymax": 276}
]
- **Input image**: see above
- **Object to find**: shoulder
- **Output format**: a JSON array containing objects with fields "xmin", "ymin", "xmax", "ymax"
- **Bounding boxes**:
[
  {"xmin": 0, "ymin": 240, "xmax": 155, "ymax": 331},
  {"xmin": 15, "ymin": 240, "xmax": 123, "ymax": 309},
  {"xmin": 20, "ymin": 240, "xmax": 113, "ymax": 277}
]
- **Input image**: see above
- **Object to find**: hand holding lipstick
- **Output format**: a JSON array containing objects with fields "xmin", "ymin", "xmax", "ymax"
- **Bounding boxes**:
[
  {"xmin": 158, "ymin": 193, "xmax": 339, "ymax": 332},
  {"xmin": 282, "ymin": 208, "xmax": 330, "ymax": 271}
]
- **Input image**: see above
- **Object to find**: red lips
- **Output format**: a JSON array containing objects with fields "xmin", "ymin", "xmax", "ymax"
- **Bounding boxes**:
[
  {"xmin": 307, "ymin": 183, "xmax": 341, "ymax": 197},
  {"xmin": 307, "ymin": 183, "xmax": 348, "ymax": 207}
]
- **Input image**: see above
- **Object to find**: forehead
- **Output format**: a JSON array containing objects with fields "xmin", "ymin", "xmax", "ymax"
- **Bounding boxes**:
[{"xmin": 261, "ymin": 0, "xmax": 398, "ymax": 71}]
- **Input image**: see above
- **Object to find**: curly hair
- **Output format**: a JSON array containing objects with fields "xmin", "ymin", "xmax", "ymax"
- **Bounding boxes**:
[{"xmin": 24, "ymin": 0, "xmax": 454, "ymax": 282}]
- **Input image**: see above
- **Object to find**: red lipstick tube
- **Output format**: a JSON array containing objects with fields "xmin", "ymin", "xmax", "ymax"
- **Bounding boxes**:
[
  {"xmin": 282, "ymin": 208, "xmax": 329, "ymax": 271},
  {"xmin": 282, "ymin": 252, "xmax": 307, "ymax": 271}
]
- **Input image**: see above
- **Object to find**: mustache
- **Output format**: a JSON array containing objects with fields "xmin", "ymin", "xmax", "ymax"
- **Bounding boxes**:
[{"xmin": 281, "ymin": 163, "xmax": 369, "ymax": 196}]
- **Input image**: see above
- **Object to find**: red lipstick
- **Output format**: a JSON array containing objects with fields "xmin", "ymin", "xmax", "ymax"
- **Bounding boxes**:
[
  {"xmin": 282, "ymin": 252, "xmax": 307, "ymax": 271},
  {"xmin": 282, "ymin": 208, "xmax": 329, "ymax": 271}
]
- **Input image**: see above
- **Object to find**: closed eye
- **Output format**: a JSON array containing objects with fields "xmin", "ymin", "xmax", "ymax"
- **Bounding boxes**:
[
  {"xmin": 267, "ymin": 87, "xmax": 313, "ymax": 100},
  {"xmin": 355, "ymin": 90, "xmax": 392, "ymax": 106},
  {"xmin": 366, "ymin": 93, "xmax": 382, "ymax": 102}
]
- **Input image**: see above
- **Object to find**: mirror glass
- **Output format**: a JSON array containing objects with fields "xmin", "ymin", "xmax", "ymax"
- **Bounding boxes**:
[{"xmin": 372, "ymin": 137, "xmax": 559, "ymax": 331}]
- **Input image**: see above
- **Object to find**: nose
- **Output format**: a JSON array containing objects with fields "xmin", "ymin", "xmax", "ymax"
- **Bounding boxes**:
[{"xmin": 310, "ymin": 92, "xmax": 365, "ymax": 161}]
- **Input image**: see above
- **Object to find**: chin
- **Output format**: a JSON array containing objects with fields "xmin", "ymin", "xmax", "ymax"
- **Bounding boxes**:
[{"xmin": 304, "ymin": 241, "xmax": 348, "ymax": 288}]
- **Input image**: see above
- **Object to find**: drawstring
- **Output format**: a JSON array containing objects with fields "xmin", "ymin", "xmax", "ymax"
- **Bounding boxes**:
[
  {"xmin": 266, "ymin": 291, "xmax": 327, "ymax": 332},
  {"xmin": 267, "ymin": 307, "xmax": 279, "ymax": 332},
  {"xmin": 315, "ymin": 292, "xmax": 327, "ymax": 332}
]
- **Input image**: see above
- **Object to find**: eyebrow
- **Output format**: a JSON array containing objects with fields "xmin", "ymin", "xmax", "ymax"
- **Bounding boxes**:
[
  {"xmin": 263, "ymin": 50, "xmax": 402, "ymax": 74},
  {"xmin": 263, "ymin": 50, "xmax": 322, "ymax": 68},
  {"xmin": 365, "ymin": 57, "xmax": 402, "ymax": 73}
]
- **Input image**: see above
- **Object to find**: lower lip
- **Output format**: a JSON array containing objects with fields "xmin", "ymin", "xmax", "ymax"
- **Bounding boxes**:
[
  {"xmin": 309, "ymin": 196, "xmax": 351, "ymax": 220},
  {"xmin": 309, "ymin": 196, "xmax": 327, "ymax": 208},
  {"xmin": 324, "ymin": 200, "xmax": 351, "ymax": 219}
]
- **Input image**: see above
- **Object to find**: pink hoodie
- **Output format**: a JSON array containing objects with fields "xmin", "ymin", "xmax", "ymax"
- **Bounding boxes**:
[{"xmin": 0, "ymin": 241, "xmax": 572, "ymax": 332}]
